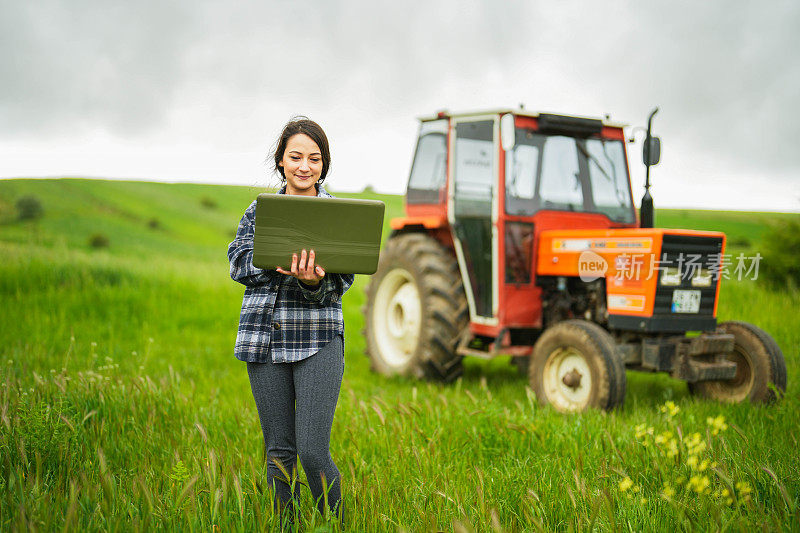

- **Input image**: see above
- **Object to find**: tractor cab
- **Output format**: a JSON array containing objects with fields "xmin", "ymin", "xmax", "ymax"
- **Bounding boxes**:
[{"xmin": 397, "ymin": 110, "xmax": 637, "ymax": 337}]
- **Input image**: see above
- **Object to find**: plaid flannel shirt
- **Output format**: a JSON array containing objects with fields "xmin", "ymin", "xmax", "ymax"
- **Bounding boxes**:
[{"xmin": 228, "ymin": 184, "xmax": 354, "ymax": 363}]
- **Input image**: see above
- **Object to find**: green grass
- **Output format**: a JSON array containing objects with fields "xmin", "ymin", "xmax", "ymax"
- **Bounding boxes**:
[
  {"xmin": 1, "ymin": 178, "xmax": 798, "ymax": 531},
  {"xmin": 655, "ymin": 208, "xmax": 797, "ymax": 253}
]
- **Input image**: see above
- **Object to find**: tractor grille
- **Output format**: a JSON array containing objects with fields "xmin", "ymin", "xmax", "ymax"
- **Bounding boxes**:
[{"xmin": 653, "ymin": 234, "xmax": 723, "ymax": 317}]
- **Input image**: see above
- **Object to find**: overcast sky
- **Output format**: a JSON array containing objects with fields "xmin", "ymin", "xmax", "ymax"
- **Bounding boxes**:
[{"xmin": 1, "ymin": 0, "xmax": 798, "ymax": 211}]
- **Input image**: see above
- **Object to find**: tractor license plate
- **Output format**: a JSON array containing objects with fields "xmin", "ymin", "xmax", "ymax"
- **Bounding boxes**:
[{"xmin": 671, "ymin": 290, "xmax": 701, "ymax": 313}]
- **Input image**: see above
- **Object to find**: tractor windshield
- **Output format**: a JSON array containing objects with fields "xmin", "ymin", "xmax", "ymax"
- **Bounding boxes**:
[{"xmin": 505, "ymin": 130, "xmax": 635, "ymax": 223}]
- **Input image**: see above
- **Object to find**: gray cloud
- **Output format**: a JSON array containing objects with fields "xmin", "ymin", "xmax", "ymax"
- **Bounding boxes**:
[
  {"xmin": 0, "ymin": 0, "xmax": 196, "ymax": 137},
  {"xmin": 1, "ymin": 0, "xmax": 798, "ymax": 201},
  {"xmin": 625, "ymin": 2, "xmax": 800, "ymax": 175},
  {"xmin": 0, "ymin": 0, "xmax": 540, "ymax": 132}
]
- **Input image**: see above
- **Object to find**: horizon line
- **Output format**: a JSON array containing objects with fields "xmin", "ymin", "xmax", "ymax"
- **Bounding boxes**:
[{"xmin": 2, "ymin": 174, "xmax": 798, "ymax": 215}]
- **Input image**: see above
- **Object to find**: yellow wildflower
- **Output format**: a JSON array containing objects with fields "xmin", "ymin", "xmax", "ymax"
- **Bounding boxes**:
[
  {"xmin": 662, "ymin": 484, "xmax": 676, "ymax": 499},
  {"xmin": 685, "ymin": 432, "xmax": 701, "ymax": 446},
  {"xmin": 655, "ymin": 431, "xmax": 673, "ymax": 445},
  {"xmin": 666, "ymin": 439, "xmax": 679, "ymax": 458},
  {"xmin": 692, "ymin": 442, "xmax": 707, "ymax": 455},
  {"xmin": 667, "ymin": 448, "xmax": 678, "ymax": 458},
  {"xmin": 706, "ymin": 415, "xmax": 728, "ymax": 435},
  {"xmin": 687, "ymin": 455, "xmax": 698, "ymax": 469},
  {"xmin": 688, "ymin": 475, "xmax": 710, "ymax": 494},
  {"xmin": 619, "ymin": 477, "xmax": 634, "ymax": 492},
  {"xmin": 635, "ymin": 424, "xmax": 654, "ymax": 441},
  {"xmin": 659, "ymin": 401, "xmax": 680, "ymax": 417},
  {"xmin": 735, "ymin": 481, "xmax": 752, "ymax": 497},
  {"xmin": 685, "ymin": 432, "xmax": 707, "ymax": 456}
]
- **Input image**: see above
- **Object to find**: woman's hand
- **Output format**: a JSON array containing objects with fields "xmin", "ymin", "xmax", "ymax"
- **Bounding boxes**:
[{"xmin": 276, "ymin": 249, "xmax": 325, "ymax": 286}]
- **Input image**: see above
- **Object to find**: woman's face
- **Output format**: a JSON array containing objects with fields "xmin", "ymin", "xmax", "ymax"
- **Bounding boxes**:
[{"xmin": 279, "ymin": 133, "xmax": 323, "ymax": 196}]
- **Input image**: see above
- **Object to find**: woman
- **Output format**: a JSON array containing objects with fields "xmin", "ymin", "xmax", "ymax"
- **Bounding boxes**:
[{"xmin": 227, "ymin": 117, "xmax": 353, "ymax": 522}]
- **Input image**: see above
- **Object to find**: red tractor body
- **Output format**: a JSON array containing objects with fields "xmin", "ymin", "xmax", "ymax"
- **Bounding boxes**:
[{"xmin": 365, "ymin": 109, "xmax": 785, "ymax": 411}]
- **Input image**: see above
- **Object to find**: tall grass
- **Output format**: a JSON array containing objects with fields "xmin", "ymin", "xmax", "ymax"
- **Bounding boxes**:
[{"xmin": 1, "ymin": 178, "xmax": 798, "ymax": 531}]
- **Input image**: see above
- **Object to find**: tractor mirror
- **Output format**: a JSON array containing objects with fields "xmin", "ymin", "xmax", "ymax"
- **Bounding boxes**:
[
  {"xmin": 500, "ymin": 113, "xmax": 515, "ymax": 152},
  {"xmin": 643, "ymin": 136, "xmax": 661, "ymax": 166}
]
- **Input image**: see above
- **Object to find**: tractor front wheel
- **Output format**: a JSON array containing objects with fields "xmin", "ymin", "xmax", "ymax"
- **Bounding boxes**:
[
  {"xmin": 364, "ymin": 233, "xmax": 467, "ymax": 382},
  {"xmin": 530, "ymin": 320, "xmax": 626, "ymax": 412},
  {"xmin": 689, "ymin": 321, "xmax": 787, "ymax": 403}
]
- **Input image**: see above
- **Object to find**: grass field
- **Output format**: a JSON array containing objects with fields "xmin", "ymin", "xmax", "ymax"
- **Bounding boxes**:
[{"xmin": 1, "ymin": 178, "xmax": 798, "ymax": 531}]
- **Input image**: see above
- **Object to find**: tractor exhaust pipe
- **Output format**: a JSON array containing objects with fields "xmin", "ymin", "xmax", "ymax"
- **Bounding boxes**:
[{"xmin": 640, "ymin": 107, "xmax": 660, "ymax": 228}]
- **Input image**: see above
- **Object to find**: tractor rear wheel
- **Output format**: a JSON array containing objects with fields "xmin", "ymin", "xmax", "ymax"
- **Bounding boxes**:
[
  {"xmin": 530, "ymin": 320, "xmax": 626, "ymax": 412},
  {"xmin": 689, "ymin": 321, "xmax": 787, "ymax": 403},
  {"xmin": 364, "ymin": 233, "xmax": 467, "ymax": 382}
]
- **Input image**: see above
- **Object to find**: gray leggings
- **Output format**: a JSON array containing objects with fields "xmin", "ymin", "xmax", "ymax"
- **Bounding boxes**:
[{"xmin": 246, "ymin": 335, "xmax": 344, "ymax": 518}]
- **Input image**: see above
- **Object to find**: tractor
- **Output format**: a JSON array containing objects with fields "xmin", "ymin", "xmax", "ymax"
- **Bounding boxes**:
[{"xmin": 363, "ymin": 108, "xmax": 787, "ymax": 412}]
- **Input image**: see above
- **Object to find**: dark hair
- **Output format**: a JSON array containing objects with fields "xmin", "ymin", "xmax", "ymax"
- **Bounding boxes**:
[{"xmin": 273, "ymin": 116, "xmax": 331, "ymax": 184}]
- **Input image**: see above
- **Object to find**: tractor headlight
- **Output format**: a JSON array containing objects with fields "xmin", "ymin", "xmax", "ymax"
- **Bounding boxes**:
[
  {"xmin": 660, "ymin": 267, "xmax": 682, "ymax": 286},
  {"xmin": 691, "ymin": 269, "xmax": 712, "ymax": 287}
]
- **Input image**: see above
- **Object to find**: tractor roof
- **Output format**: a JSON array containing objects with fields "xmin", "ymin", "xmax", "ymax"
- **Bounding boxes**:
[{"xmin": 417, "ymin": 108, "xmax": 628, "ymax": 129}]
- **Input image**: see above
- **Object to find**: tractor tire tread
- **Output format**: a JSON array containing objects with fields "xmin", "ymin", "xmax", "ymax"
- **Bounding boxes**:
[
  {"xmin": 530, "ymin": 319, "xmax": 626, "ymax": 412},
  {"xmin": 364, "ymin": 232, "xmax": 467, "ymax": 382}
]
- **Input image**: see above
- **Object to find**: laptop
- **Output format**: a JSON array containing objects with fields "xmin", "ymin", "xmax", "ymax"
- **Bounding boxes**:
[{"xmin": 253, "ymin": 193, "xmax": 385, "ymax": 275}]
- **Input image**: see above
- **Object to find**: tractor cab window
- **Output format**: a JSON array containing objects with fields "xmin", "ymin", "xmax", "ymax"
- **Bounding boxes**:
[
  {"xmin": 505, "ymin": 128, "xmax": 541, "ymax": 215},
  {"xmin": 582, "ymin": 139, "xmax": 633, "ymax": 222},
  {"xmin": 506, "ymin": 144, "xmax": 538, "ymax": 201},
  {"xmin": 407, "ymin": 119, "xmax": 448, "ymax": 204},
  {"xmin": 505, "ymin": 129, "xmax": 635, "ymax": 223},
  {"xmin": 539, "ymin": 136, "xmax": 583, "ymax": 210}
]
